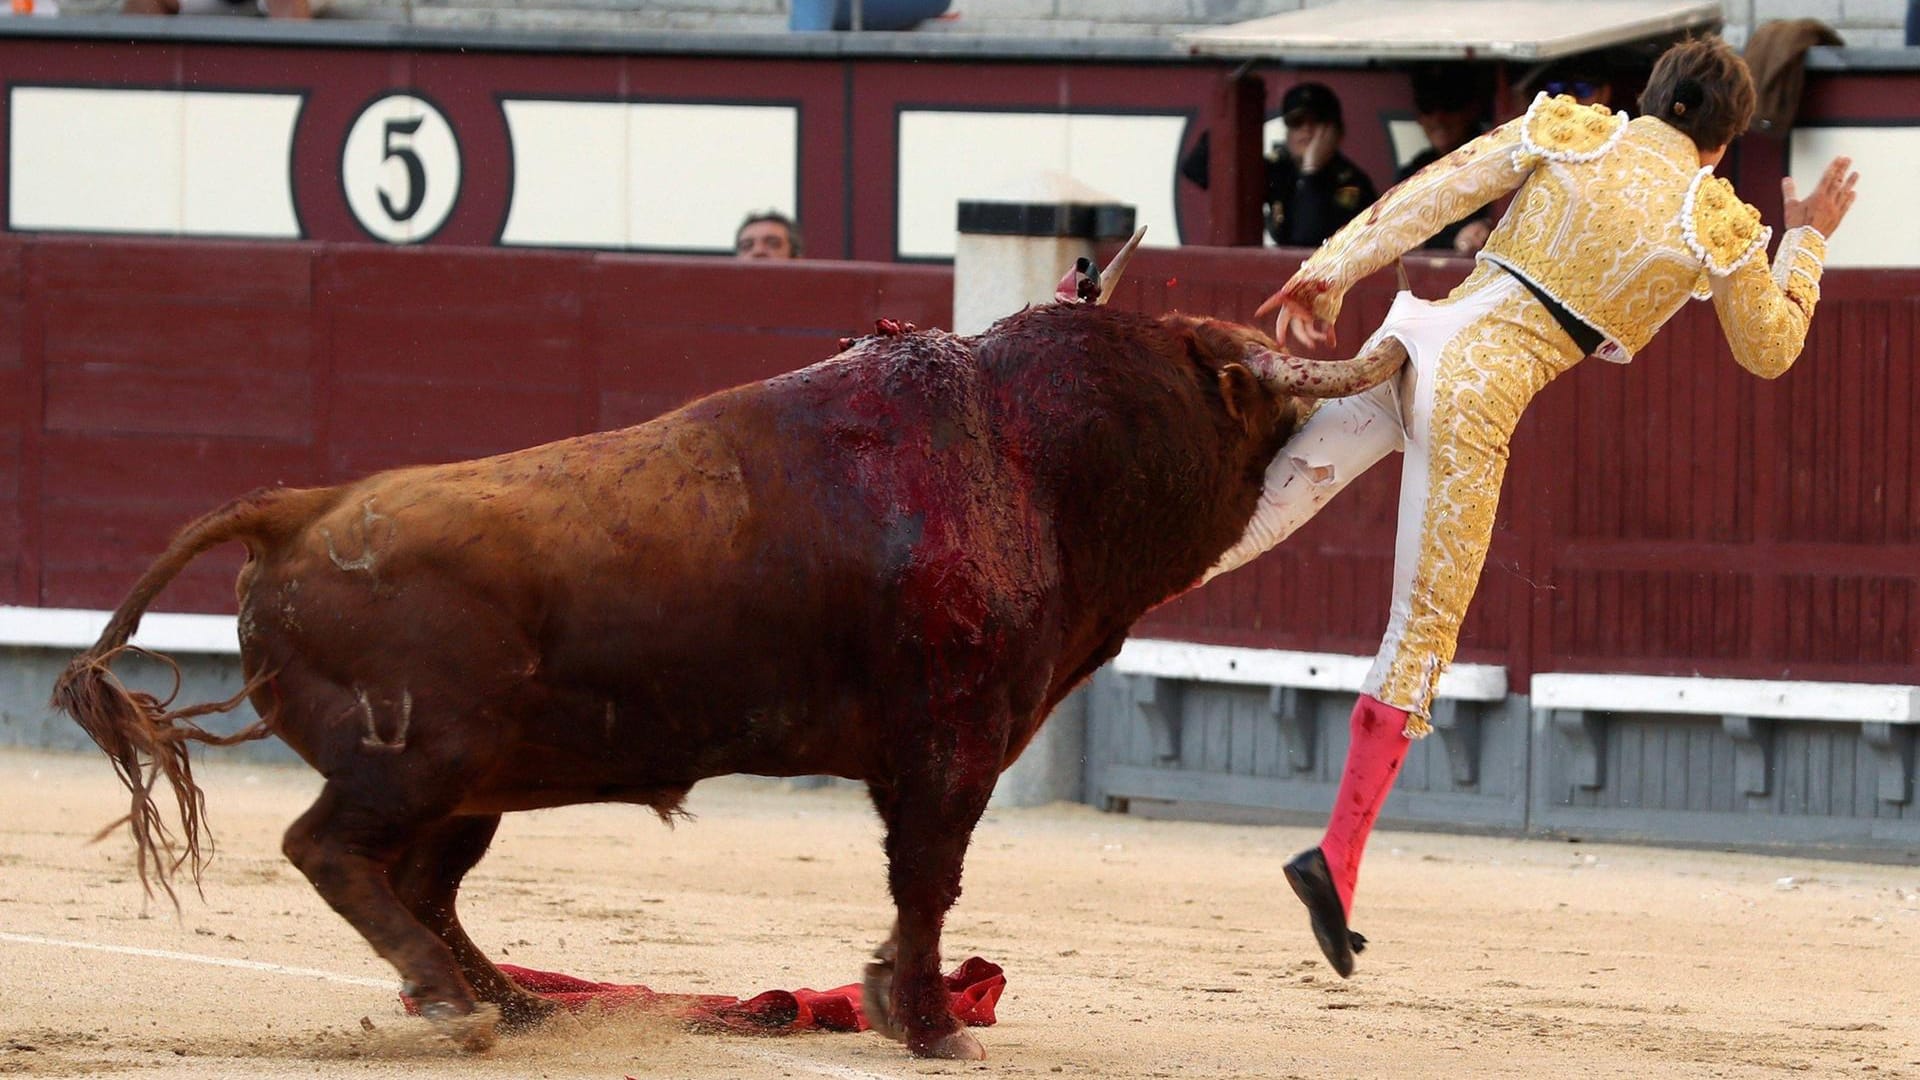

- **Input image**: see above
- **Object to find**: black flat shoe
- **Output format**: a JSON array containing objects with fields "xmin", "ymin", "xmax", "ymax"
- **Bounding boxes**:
[{"xmin": 1284, "ymin": 847, "xmax": 1368, "ymax": 978}]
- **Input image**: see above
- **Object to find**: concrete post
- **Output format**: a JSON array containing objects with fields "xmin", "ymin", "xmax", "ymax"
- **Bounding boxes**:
[
  {"xmin": 953, "ymin": 173, "xmax": 1137, "ymax": 336},
  {"xmin": 954, "ymin": 176, "xmax": 1134, "ymax": 808},
  {"xmin": 990, "ymin": 688, "xmax": 1088, "ymax": 810}
]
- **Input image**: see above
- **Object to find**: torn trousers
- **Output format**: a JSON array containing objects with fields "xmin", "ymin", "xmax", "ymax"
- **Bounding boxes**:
[{"xmin": 1207, "ymin": 265, "xmax": 1585, "ymax": 731}]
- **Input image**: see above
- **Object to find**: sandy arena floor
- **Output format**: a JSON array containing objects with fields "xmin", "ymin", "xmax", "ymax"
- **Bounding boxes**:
[{"xmin": 1, "ymin": 745, "xmax": 1916, "ymax": 1079}]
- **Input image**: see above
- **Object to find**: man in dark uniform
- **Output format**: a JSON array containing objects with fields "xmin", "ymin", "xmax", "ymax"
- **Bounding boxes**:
[
  {"xmin": 1261, "ymin": 82, "xmax": 1378, "ymax": 247},
  {"xmin": 1179, "ymin": 81, "xmax": 1377, "ymax": 248}
]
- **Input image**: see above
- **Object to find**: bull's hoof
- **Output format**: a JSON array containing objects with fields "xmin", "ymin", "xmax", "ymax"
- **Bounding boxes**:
[
  {"xmin": 1284, "ymin": 847, "xmax": 1358, "ymax": 979},
  {"xmin": 421, "ymin": 1001, "xmax": 500, "ymax": 1052},
  {"xmin": 862, "ymin": 959, "xmax": 900, "ymax": 1040},
  {"xmin": 492, "ymin": 992, "xmax": 560, "ymax": 1035},
  {"xmin": 911, "ymin": 1029, "xmax": 985, "ymax": 1060}
]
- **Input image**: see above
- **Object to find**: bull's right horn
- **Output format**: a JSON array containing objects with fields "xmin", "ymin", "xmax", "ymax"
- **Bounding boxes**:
[
  {"xmin": 1095, "ymin": 227, "xmax": 1148, "ymax": 305},
  {"xmin": 1241, "ymin": 336, "xmax": 1408, "ymax": 399}
]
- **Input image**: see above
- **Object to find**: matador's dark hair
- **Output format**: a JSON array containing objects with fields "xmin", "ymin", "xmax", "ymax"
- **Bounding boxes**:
[{"xmin": 1639, "ymin": 37, "xmax": 1757, "ymax": 151}]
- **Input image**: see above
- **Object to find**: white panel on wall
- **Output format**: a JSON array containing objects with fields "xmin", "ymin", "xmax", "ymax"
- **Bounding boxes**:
[
  {"xmin": 10, "ymin": 87, "xmax": 300, "ymax": 238},
  {"xmin": 1789, "ymin": 125, "xmax": 1920, "ymax": 269},
  {"xmin": 499, "ymin": 100, "xmax": 631, "ymax": 247},
  {"xmin": 11, "ymin": 88, "xmax": 182, "ymax": 233},
  {"xmin": 500, "ymin": 100, "xmax": 797, "ymax": 252},
  {"xmin": 181, "ymin": 92, "xmax": 304, "ymax": 238},
  {"xmin": 630, "ymin": 105, "xmax": 795, "ymax": 251},
  {"xmin": 897, "ymin": 111, "xmax": 1187, "ymax": 260},
  {"xmin": 1385, "ymin": 118, "xmax": 1429, "ymax": 172}
]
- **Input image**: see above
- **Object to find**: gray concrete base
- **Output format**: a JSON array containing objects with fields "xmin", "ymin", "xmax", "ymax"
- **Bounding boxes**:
[
  {"xmin": 0, "ymin": 646, "xmax": 296, "ymax": 764},
  {"xmin": 988, "ymin": 689, "xmax": 1086, "ymax": 808},
  {"xmin": 3, "ymin": 647, "xmax": 1089, "ymax": 808}
]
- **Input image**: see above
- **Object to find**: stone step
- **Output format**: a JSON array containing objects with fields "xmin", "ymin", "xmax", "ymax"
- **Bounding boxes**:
[
  {"xmin": 388, "ymin": 5, "xmax": 793, "ymax": 31},
  {"xmin": 42, "ymin": 0, "xmax": 1331, "ymax": 38},
  {"xmin": 408, "ymin": 0, "xmax": 781, "ymax": 12},
  {"xmin": 354, "ymin": 0, "xmax": 1284, "ymax": 21},
  {"xmin": 311, "ymin": 0, "xmax": 1208, "ymax": 37},
  {"xmin": 31, "ymin": 0, "xmax": 1882, "ymax": 51}
]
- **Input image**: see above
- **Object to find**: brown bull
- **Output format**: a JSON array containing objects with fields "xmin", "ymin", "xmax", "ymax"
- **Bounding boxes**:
[{"xmin": 54, "ymin": 279, "xmax": 1403, "ymax": 1059}]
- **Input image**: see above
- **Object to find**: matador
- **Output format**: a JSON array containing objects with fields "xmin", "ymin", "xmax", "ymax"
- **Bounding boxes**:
[{"xmin": 1202, "ymin": 38, "xmax": 1860, "ymax": 978}]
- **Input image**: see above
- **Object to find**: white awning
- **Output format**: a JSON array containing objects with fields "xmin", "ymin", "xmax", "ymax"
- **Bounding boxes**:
[{"xmin": 1179, "ymin": 0, "xmax": 1723, "ymax": 63}]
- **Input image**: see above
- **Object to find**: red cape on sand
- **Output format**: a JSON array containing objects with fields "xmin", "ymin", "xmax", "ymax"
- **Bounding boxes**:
[{"xmin": 403, "ymin": 957, "xmax": 1005, "ymax": 1035}]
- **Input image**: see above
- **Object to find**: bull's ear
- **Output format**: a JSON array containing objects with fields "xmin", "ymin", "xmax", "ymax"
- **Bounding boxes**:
[{"xmin": 1216, "ymin": 362, "xmax": 1259, "ymax": 427}]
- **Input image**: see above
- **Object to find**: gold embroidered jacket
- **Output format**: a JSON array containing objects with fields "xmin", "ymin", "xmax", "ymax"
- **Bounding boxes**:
[{"xmin": 1290, "ymin": 93, "xmax": 1828, "ymax": 376}]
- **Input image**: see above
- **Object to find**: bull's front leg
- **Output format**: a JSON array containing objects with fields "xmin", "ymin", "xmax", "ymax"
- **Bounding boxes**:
[{"xmin": 867, "ymin": 726, "xmax": 1002, "ymax": 1059}]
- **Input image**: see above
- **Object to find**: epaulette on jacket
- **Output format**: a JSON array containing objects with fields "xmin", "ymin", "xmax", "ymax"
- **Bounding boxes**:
[
  {"xmin": 1682, "ymin": 170, "xmax": 1770, "ymax": 293},
  {"xmin": 1514, "ymin": 92, "xmax": 1627, "ymax": 166}
]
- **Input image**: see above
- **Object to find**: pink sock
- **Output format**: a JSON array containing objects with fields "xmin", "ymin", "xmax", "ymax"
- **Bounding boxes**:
[{"xmin": 1317, "ymin": 694, "xmax": 1412, "ymax": 916}]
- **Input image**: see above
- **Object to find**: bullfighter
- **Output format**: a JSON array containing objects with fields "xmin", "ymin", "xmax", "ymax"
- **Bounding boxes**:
[{"xmin": 1204, "ymin": 37, "xmax": 1862, "ymax": 977}]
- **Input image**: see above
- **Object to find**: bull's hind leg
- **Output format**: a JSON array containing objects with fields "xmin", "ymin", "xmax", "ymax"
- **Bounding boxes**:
[
  {"xmin": 861, "ymin": 924, "xmax": 900, "ymax": 1036},
  {"xmin": 389, "ymin": 815, "xmax": 558, "ymax": 1032},
  {"xmin": 283, "ymin": 783, "xmax": 498, "ymax": 1051},
  {"xmin": 865, "ymin": 735, "xmax": 1000, "ymax": 1060}
]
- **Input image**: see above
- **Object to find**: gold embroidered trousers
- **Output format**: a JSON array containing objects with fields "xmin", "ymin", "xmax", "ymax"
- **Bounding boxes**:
[{"xmin": 1210, "ymin": 265, "xmax": 1586, "ymax": 733}]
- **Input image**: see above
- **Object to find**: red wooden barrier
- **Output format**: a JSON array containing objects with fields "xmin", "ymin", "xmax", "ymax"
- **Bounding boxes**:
[
  {"xmin": 0, "ymin": 236, "xmax": 950, "ymax": 612},
  {"xmin": 1119, "ymin": 247, "xmax": 1920, "ymax": 688},
  {"xmin": 3, "ymin": 234, "xmax": 1913, "ymax": 689}
]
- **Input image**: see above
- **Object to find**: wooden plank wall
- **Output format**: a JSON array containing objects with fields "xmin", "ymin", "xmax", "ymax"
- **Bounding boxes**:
[
  {"xmin": 0, "ymin": 235, "xmax": 950, "ymax": 612},
  {"xmin": 1553, "ymin": 718, "xmax": 1905, "ymax": 821},
  {"xmin": 0, "ymin": 242, "xmax": 26, "ymax": 606},
  {"xmin": 3, "ymin": 233, "xmax": 1914, "ymax": 690},
  {"xmin": 1117, "ymin": 248, "xmax": 1920, "ymax": 689}
]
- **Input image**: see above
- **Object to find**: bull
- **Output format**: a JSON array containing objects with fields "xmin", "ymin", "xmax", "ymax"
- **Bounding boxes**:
[{"xmin": 53, "ymin": 248, "xmax": 1403, "ymax": 1059}]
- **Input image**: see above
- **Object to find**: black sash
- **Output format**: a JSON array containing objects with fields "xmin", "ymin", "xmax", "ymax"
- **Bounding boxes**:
[{"xmin": 1501, "ymin": 264, "xmax": 1604, "ymax": 356}]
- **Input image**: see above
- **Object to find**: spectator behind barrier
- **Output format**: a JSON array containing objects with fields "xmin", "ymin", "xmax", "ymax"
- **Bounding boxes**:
[
  {"xmin": 1399, "ymin": 65, "xmax": 1496, "ymax": 255},
  {"xmin": 1529, "ymin": 56, "xmax": 1617, "ymax": 109},
  {"xmin": 736, "ymin": 211, "xmax": 802, "ymax": 260},
  {"xmin": 1179, "ymin": 81, "xmax": 1378, "ymax": 249}
]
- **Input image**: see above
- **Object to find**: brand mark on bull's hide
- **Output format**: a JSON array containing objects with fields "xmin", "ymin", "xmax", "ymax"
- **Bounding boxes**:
[
  {"xmin": 323, "ymin": 498, "xmax": 396, "ymax": 580},
  {"xmin": 357, "ymin": 687, "xmax": 412, "ymax": 752}
]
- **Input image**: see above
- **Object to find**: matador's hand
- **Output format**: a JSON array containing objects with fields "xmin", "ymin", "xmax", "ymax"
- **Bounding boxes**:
[
  {"xmin": 1300, "ymin": 122, "xmax": 1338, "ymax": 174},
  {"xmin": 1783, "ymin": 156, "xmax": 1859, "ymax": 238},
  {"xmin": 1254, "ymin": 276, "xmax": 1337, "ymax": 351}
]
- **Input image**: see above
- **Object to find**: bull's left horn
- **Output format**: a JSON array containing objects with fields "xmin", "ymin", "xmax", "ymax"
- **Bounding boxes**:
[
  {"xmin": 1095, "ymin": 227, "xmax": 1148, "ymax": 305},
  {"xmin": 1242, "ymin": 336, "xmax": 1408, "ymax": 399}
]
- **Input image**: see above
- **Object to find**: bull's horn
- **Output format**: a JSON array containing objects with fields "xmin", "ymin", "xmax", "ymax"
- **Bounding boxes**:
[
  {"xmin": 1095, "ymin": 227, "xmax": 1148, "ymax": 305},
  {"xmin": 1242, "ymin": 336, "xmax": 1408, "ymax": 399}
]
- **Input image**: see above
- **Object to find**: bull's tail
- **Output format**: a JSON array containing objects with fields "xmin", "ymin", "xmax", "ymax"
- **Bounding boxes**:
[{"xmin": 49, "ymin": 486, "xmax": 336, "ymax": 905}]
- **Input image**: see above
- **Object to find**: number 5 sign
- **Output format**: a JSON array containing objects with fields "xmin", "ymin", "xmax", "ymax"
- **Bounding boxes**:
[{"xmin": 341, "ymin": 93, "xmax": 461, "ymax": 243}]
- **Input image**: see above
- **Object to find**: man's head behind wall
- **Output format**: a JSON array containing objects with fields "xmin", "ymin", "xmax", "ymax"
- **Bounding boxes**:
[
  {"xmin": 1410, "ymin": 66, "xmax": 1487, "ymax": 157},
  {"xmin": 1281, "ymin": 81, "xmax": 1344, "ymax": 131},
  {"xmin": 1279, "ymin": 81, "xmax": 1344, "ymax": 163},
  {"xmin": 1534, "ymin": 56, "xmax": 1615, "ymax": 108},
  {"xmin": 736, "ymin": 211, "xmax": 802, "ymax": 259}
]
